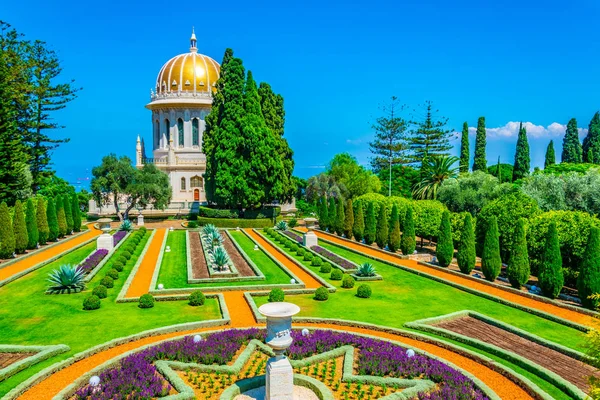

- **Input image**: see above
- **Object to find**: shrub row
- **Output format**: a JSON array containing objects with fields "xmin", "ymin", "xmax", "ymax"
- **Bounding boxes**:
[{"xmin": 191, "ymin": 217, "xmax": 277, "ymax": 228}]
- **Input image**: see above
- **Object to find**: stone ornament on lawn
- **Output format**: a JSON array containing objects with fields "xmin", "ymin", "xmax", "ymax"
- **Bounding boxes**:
[
  {"xmin": 96, "ymin": 218, "xmax": 114, "ymax": 251},
  {"xmin": 303, "ymin": 218, "xmax": 318, "ymax": 248}
]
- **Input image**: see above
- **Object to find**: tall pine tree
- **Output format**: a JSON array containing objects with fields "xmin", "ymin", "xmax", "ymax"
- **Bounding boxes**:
[
  {"xmin": 13, "ymin": 200, "xmax": 28, "ymax": 254},
  {"xmin": 578, "ymin": 227, "xmax": 600, "ymax": 309},
  {"xmin": 37, "ymin": 197, "xmax": 49, "ymax": 244},
  {"xmin": 544, "ymin": 140, "xmax": 555, "ymax": 169},
  {"xmin": 0, "ymin": 202, "xmax": 15, "ymax": 258},
  {"xmin": 71, "ymin": 193, "xmax": 81, "ymax": 232},
  {"xmin": 459, "ymin": 121, "xmax": 469, "ymax": 173},
  {"xmin": 481, "ymin": 216, "xmax": 501, "ymax": 282},
  {"xmin": 457, "ymin": 213, "xmax": 475, "ymax": 274},
  {"xmin": 343, "ymin": 198, "xmax": 354, "ymax": 239},
  {"xmin": 335, "ymin": 197, "xmax": 345, "ymax": 236},
  {"xmin": 353, "ymin": 200, "xmax": 365, "ymax": 242},
  {"xmin": 436, "ymin": 211, "xmax": 453, "ymax": 267},
  {"xmin": 409, "ymin": 101, "xmax": 454, "ymax": 166},
  {"xmin": 583, "ymin": 112, "xmax": 600, "ymax": 164},
  {"xmin": 506, "ymin": 218, "xmax": 530, "ymax": 289},
  {"xmin": 513, "ymin": 122, "xmax": 530, "ymax": 180},
  {"xmin": 561, "ymin": 118, "xmax": 583, "ymax": 163},
  {"xmin": 538, "ymin": 222, "xmax": 563, "ymax": 299},
  {"xmin": 25, "ymin": 198, "xmax": 38, "ymax": 249},
  {"xmin": 472, "ymin": 117, "xmax": 487, "ymax": 171},
  {"xmin": 46, "ymin": 197, "xmax": 58, "ymax": 241},
  {"xmin": 364, "ymin": 202, "xmax": 377, "ymax": 245},
  {"xmin": 63, "ymin": 194, "xmax": 73, "ymax": 233},
  {"xmin": 55, "ymin": 196, "xmax": 67, "ymax": 237}
]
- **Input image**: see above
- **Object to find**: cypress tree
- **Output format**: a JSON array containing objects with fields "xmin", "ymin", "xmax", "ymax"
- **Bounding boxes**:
[
  {"xmin": 472, "ymin": 117, "xmax": 487, "ymax": 171},
  {"xmin": 353, "ymin": 200, "xmax": 365, "ymax": 242},
  {"xmin": 344, "ymin": 198, "xmax": 354, "ymax": 239},
  {"xmin": 578, "ymin": 227, "xmax": 600, "ymax": 309},
  {"xmin": 364, "ymin": 202, "xmax": 377, "ymax": 245},
  {"xmin": 318, "ymin": 196, "xmax": 328, "ymax": 231},
  {"xmin": 63, "ymin": 194, "xmax": 74, "ymax": 234},
  {"xmin": 436, "ymin": 211, "xmax": 454, "ymax": 267},
  {"xmin": 544, "ymin": 140, "xmax": 555, "ymax": 169},
  {"xmin": 506, "ymin": 218, "xmax": 530, "ymax": 289},
  {"xmin": 25, "ymin": 198, "xmax": 38, "ymax": 249},
  {"xmin": 47, "ymin": 197, "xmax": 59, "ymax": 241},
  {"xmin": 400, "ymin": 207, "xmax": 416, "ymax": 255},
  {"xmin": 37, "ymin": 198, "xmax": 49, "ymax": 244},
  {"xmin": 388, "ymin": 204, "xmax": 401, "ymax": 252},
  {"xmin": 0, "ymin": 202, "xmax": 15, "ymax": 258},
  {"xmin": 13, "ymin": 200, "xmax": 28, "ymax": 254},
  {"xmin": 457, "ymin": 213, "xmax": 475, "ymax": 274},
  {"xmin": 496, "ymin": 156, "xmax": 502, "ymax": 183},
  {"xmin": 459, "ymin": 121, "xmax": 469, "ymax": 173},
  {"xmin": 512, "ymin": 122, "xmax": 530, "ymax": 181},
  {"xmin": 335, "ymin": 197, "xmax": 345, "ymax": 236},
  {"xmin": 589, "ymin": 149, "xmax": 595, "ymax": 165},
  {"xmin": 561, "ymin": 118, "xmax": 583, "ymax": 163},
  {"xmin": 538, "ymin": 222, "xmax": 563, "ymax": 299},
  {"xmin": 481, "ymin": 216, "xmax": 501, "ymax": 282},
  {"xmin": 71, "ymin": 193, "xmax": 81, "ymax": 232},
  {"xmin": 375, "ymin": 203, "xmax": 388, "ymax": 249},
  {"xmin": 327, "ymin": 197, "xmax": 337, "ymax": 233},
  {"xmin": 56, "ymin": 196, "xmax": 67, "ymax": 238},
  {"xmin": 583, "ymin": 112, "xmax": 600, "ymax": 164}
]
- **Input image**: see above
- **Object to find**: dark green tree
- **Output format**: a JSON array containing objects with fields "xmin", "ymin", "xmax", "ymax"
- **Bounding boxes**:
[
  {"xmin": 544, "ymin": 140, "xmax": 555, "ymax": 169},
  {"xmin": 578, "ymin": 227, "xmax": 600, "ymax": 309},
  {"xmin": 71, "ymin": 193, "xmax": 81, "ymax": 232},
  {"xmin": 561, "ymin": 118, "xmax": 583, "ymax": 163},
  {"xmin": 459, "ymin": 121, "xmax": 469, "ymax": 173},
  {"xmin": 538, "ymin": 222, "xmax": 563, "ymax": 299},
  {"xmin": 400, "ymin": 207, "xmax": 416, "ymax": 255},
  {"xmin": 318, "ymin": 196, "xmax": 328, "ymax": 230},
  {"xmin": 388, "ymin": 203, "xmax": 401, "ymax": 252},
  {"xmin": 506, "ymin": 218, "xmax": 530, "ymax": 289},
  {"xmin": 364, "ymin": 201, "xmax": 377, "ymax": 245},
  {"xmin": 481, "ymin": 216, "xmax": 501, "ymax": 281},
  {"xmin": 0, "ymin": 202, "xmax": 15, "ymax": 258},
  {"xmin": 63, "ymin": 194, "xmax": 73, "ymax": 233},
  {"xmin": 344, "ymin": 198, "xmax": 354, "ymax": 238},
  {"xmin": 589, "ymin": 149, "xmax": 595, "ymax": 165},
  {"xmin": 377, "ymin": 164, "xmax": 420, "ymax": 198},
  {"xmin": 13, "ymin": 199, "xmax": 28, "ymax": 253},
  {"xmin": 327, "ymin": 197, "xmax": 337, "ymax": 233},
  {"xmin": 36, "ymin": 197, "xmax": 49, "ymax": 244},
  {"xmin": 583, "ymin": 112, "xmax": 600, "ymax": 164},
  {"xmin": 353, "ymin": 200, "xmax": 365, "ymax": 242},
  {"xmin": 436, "ymin": 211, "xmax": 453, "ymax": 267},
  {"xmin": 335, "ymin": 196, "xmax": 345, "ymax": 236},
  {"xmin": 25, "ymin": 198, "xmax": 38, "ymax": 249},
  {"xmin": 46, "ymin": 197, "xmax": 58, "ymax": 241},
  {"xmin": 375, "ymin": 203, "xmax": 388, "ymax": 249},
  {"xmin": 512, "ymin": 122, "xmax": 530, "ymax": 180},
  {"xmin": 55, "ymin": 195, "xmax": 67, "ymax": 237},
  {"xmin": 487, "ymin": 162, "xmax": 513, "ymax": 183},
  {"xmin": 457, "ymin": 213, "xmax": 475, "ymax": 274},
  {"xmin": 472, "ymin": 117, "xmax": 487, "ymax": 171},
  {"xmin": 408, "ymin": 101, "xmax": 454, "ymax": 166}
]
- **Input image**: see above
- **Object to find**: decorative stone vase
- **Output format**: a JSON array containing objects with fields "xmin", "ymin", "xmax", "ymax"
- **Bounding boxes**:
[
  {"xmin": 303, "ymin": 218, "xmax": 318, "ymax": 248},
  {"xmin": 137, "ymin": 214, "xmax": 144, "ymax": 226},
  {"xmin": 96, "ymin": 218, "xmax": 114, "ymax": 251}
]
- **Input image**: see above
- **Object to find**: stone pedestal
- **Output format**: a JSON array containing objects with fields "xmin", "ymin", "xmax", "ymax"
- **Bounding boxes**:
[
  {"xmin": 303, "ymin": 231, "xmax": 318, "ymax": 248},
  {"xmin": 137, "ymin": 214, "xmax": 144, "ymax": 226},
  {"xmin": 97, "ymin": 233, "xmax": 114, "ymax": 251},
  {"xmin": 265, "ymin": 356, "xmax": 294, "ymax": 400}
]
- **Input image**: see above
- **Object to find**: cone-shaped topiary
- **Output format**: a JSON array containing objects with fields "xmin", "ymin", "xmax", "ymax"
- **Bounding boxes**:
[
  {"xmin": 344, "ymin": 198, "xmax": 354, "ymax": 239},
  {"xmin": 318, "ymin": 196, "xmax": 328, "ymax": 231},
  {"xmin": 436, "ymin": 211, "xmax": 453, "ymax": 267},
  {"xmin": 364, "ymin": 201, "xmax": 377, "ymax": 245},
  {"xmin": 327, "ymin": 197, "xmax": 336, "ymax": 233},
  {"xmin": 25, "ymin": 198, "xmax": 38, "ymax": 249},
  {"xmin": 506, "ymin": 218, "xmax": 530, "ymax": 289},
  {"xmin": 353, "ymin": 200, "xmax": 365, "ymax": 242},
  {"xmin": 47, "ymin": 197, "xmax": 59, "ymax": 241},
  {"xmin": 375, "ymin": 203, "xmax": 388, "ymax": 249},
  {"xmin": 457, "ymin": 213, "xmax": 475, "ymax": 274},
  {"xmin": 0, "ymin": 202, "xmax": 15, "ymax": 258},
  {"xmin": 335, "ymin": 197, "xmax": 345, "ymax": 236},
  {"xmin": 481, "ymin": 216, "xmax": 501, "ymax": 282},
  {"xmin": 71, "ymin": 193, "xmax": 82, "ymax": 232},
  {"xmin": 578, "ymin": 227, "xmax": 600, "ymax": 309},
  {"xmin": 388, "ymin": 204, "xmax": 401, "ymax": 253},
  {"xmin": 37, "ymin": 198, "xmax": 49, "ymax": 244},
  {"xmin": 55, "ymin": 196, "xmax": 67, "ymax": 238},
  {"xmin": 63, "ymin": 194, "xmax": 74, "ymax": 233},
  {"xmin": 400, "ymin": 207, "xmax": 416, "ymax": 255},
  {"xmin": 13, "ymin": 200, "xmax": 29, "ymax": 254},
  {"xmin": 538, "ymin": 222, "xmax": 563, "ymax": 299}
]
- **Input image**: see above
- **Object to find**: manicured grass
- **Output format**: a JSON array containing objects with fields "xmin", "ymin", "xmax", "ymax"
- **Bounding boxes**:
[
  {"xmin": 0, "ymin": 231, "xmax": 222, "ymax": 397},
  {"xmin": 156, "ymin": 230, "xmax": 188, "ymax": 289}
]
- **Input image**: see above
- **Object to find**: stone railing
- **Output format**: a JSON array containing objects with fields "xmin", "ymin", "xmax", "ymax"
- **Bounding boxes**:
[
  {"xmin": 150, "ymin": 90, "xmax": 213, "ymax": 102},
  {"xmin": 142, "ymin": 158, "xmax": 168, "ymax": 165},
  {"xmin": 176, "ymin": 157, "xmax": 205, "ymax": 166}
]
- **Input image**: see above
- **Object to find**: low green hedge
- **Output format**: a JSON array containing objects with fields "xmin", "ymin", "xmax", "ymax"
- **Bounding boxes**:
[
  {"xmin": 195, "ymin": 217, "xmax": 278, "ymax": 228},
  {"xmin": 196, "ymin": 206, "xmax": 281, "ymax": 219}
]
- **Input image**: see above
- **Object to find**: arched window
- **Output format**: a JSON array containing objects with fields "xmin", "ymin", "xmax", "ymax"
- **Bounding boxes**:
[
  {"xmin": 192, "ymin": 118, "xmax": 199, "ymax": 146},
  {"xmin": 164, "ymin": 119, "xmax": 170, "ymax": 143},
  {"xmin": 180, "ymin": 177, "xmax": 186, "ymax": 191},
  {"xmin": 177, "ymin": 118, "xmax": 184, "ymax": 147},
  {"xmin": 191, "ymin": 175, "xmax": 202, "ymax": 188}
]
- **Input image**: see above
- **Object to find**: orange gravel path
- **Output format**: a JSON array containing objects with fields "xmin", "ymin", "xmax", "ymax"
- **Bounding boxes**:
[
  {"xmin": 125, "ymin": 228, "xmax": 166, "ymax": 298},
  {"xmin": 222, "ymin": 291, "xmax": 258, "ymax": 327},
  {"xmin": 244, "ymin": 229, "xmax": 321, "ymax": 289},
  {"xmin": 308, "ymin": 229, "xmax": 595, "ymax": 328},
  {"xmin": 0, "ymin": 225, "xmax": 101, "ymax": 282}
]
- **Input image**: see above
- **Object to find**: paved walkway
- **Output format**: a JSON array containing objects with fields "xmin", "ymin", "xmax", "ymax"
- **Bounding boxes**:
[{"xmin": 124, "ymin": 228, "xmax": 166, "ymax": 298}]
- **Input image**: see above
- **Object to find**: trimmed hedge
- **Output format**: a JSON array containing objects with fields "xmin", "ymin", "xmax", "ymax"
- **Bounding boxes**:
[
  {"xmin": 268, "ymin": 288, "xmax": 285, "ymax": 302},
  {"xmin": 188, "ymin": 290, "xmax": 206, "ymax": 306},
  {"xmin": 320, "ymin": 263, "xmax": 332, "ymax": 273},
  {"xmin": 139, "ymin": 294, "xmax": 155, "ymax": 309},
  {"xmin": 92, "ymin": 285, "xmax": 108, "ymax": 299},
  {"xmin": 83, "ymin": 295, "xmax": 101, "ymax": 310},
  {"xmin": 194, "ymin": 217, "xmax": 279, "ymax": 228},
  {"xmin": 342, "ymin": 275, "xmax": 355, "ymax": 288},
  {"xmin": 314, "ymin": 287, "xmax": 329, "ymax": 301},
  {"xmin": 357, "ymin": 284, "xmax": 372, "ymax": 298},
  {"xmin": 101, "ymin": 276, "xmax": 114, "ymax": 289},
  {"xmin": 330, "ymin": 269, "xmax": 343, "ymax": 280}
]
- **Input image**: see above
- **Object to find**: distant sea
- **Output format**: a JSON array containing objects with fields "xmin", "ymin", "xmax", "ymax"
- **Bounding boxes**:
[{"xmin": 55, "ymin": 164, "xmax": 92, "ymax": 192}]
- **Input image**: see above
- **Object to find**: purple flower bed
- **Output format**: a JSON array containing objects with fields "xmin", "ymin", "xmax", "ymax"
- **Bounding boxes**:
[
  {"xmin": 310, "ymin": 245, "xmax": 357, "ymax": 271},
  {"xmin": 78, "ymin": 249, "xmax": 109, "ymax": 273},
  {"xmin": 113, "ymin": 231, "xmax": 127, "ymax": 246},
  {"xmin": 282, "ymin": 230, "xmax": 303, "ymax": 243},
  {"xmin": 74, "ymin": 329, "xmax": 487, "ymax": 400}
]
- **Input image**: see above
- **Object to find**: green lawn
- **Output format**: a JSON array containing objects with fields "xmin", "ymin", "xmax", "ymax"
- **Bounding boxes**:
[{"xmin": 0, "ymin": 231, "xmax": 222, "ymax": 397}]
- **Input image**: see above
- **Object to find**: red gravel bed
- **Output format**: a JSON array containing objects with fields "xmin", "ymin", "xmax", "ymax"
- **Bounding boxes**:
[
  {"xmin": 0, "ymin": 352, "xmax": 35, "ymax": 368},
  {"xmin": 222, "ymin": 234, "xmax": 256, "ymax": 277},
  {"xmin": 190, "ymin": 231, "xmax": 209, "ymax": 279}
]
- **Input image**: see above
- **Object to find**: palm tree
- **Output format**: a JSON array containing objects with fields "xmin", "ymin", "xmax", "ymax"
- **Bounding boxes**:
[{"xmin": 412, "ymin": 155, "xmax": 459, "ymax": 199}]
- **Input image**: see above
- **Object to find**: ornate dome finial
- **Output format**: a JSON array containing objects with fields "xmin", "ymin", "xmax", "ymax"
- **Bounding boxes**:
[{"xmin": 190, "ymin": 27, "xmax": 197, "ymax": 53}]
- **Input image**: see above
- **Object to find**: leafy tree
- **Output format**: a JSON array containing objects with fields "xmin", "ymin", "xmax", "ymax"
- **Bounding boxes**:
[
  {"xmin": 13, "ymin": 200, "xmax": 28, "ymax": 253},
  {"xmin": 306, "ymin": 173, "xmax": 343, "ymax": 202},
  {"xmin": 388, "ymin": 203, "xmax": 401, "ymax": 252},
  {"xmin": 364, "ymin": 201, "xmax": 377, "ymax": 245},
  {"xmin": 578, "ymin": 227, "xmax": 600, "ymax": 309},
  {"xmin": 71, "ymin": 193, "xmax": 81, "ymax": 232},
  {"xmin": 538, "ymin": 222, "xmax": 563, "ymax": 299},
  {"xmin": 292, "ymin": 176, "xmax": 307, "ymax": 201},
  {"xmin": 344, "ymin": 198, "xmax": 354, "ymax": 238},
  {"xmin": 400, "ymin": 207, "xmax": 416, "ymax": 255},
  {"xmin": 326, "ymin": 153, "xmax": 381, "ymax": 199},
  {"xmin": 25, "ymin": 198, "xmax": 38, "ymax": 249},
  {"xmin": 436, "ymin": 211, "xmax": 453, "ymax": 267},
  {"xmin": 353, "ymin": 200, "xmax": 365, "ymax": 242},
  {"xmin": 459, "ymin": 121, "xmax": 469, "ymax": 173},
  {"xmin": 544, "ymin": 140, "xmax": 555, "ymax": 169},
  {"xmin": 412, "ymin": 200, "xmax": 446, "ymax": 243},
  {"xmin": 63, "ymin": 194, "xmax": 73, "ymax": 233},
  {"xmin": 375, "ymin": 203, "xmax": 388, "ymax": 249},
  {"xmin": 589, "ymin": 149, "xmax": 596, "ymax": 165},
  {"xmin": 335, "ymin": 197, "xmax": 345, "ymax": 236},
  {"xmin": 408, "ymin": 101, "xmax": 454, "ymax": 166},
  {"xmin": 457, "ymin": 213, "xmax": 475, "ymax": 274},
  {"xmin": 46, "ymin": 197, "xmax": 58, "ymax": 241},
  {"xmin": 472, "ymin": 117, "xmax": 487, "ymax": 171},
  {"xmin": 377, "ymin": 164, "xmax": 420, "ymax": 198},
  {"xmin": 317, "ymin": 196, "xmax": 329, "ymax": 230},
  {"xmin": 0, "ymin": 202, "xmax": 15, "ymax": 258},
  {"xmin": 583, "ymin": 112, "xmax": 600, "ymax": 164},
  {"xmin": 55, "ymin": 195, "xmax": 67, "ymax": 237},
  {"xmin": 506, "ymin": 219, "xmax": 530, "ymax": 289},
  {"xmin": 487, "ymin": 163, "xmax": 513, "ymax": 183},
  {"xmin": 36, "ymin": 197, "xmax": 49, "ymax": 244},
  {"xmin": 512, "ymin": 122, "xmax": 530, "ymax": 181},
  {"xmin": 369, "ymin": 96, "xmax": 409, "ymax": 196},
  {"xmin": 327, "ymin": 197, "xmax": 337, "ymax": 233},
  {"xmin": 412, "ymin": 155, "xmax": 459, "ymax": 200},
  {"xmin": 481, "ymin": 216, "xmax": 501, "ymax": 281},
  {"xmin": 561, "ymin": 118, "xmax": 583, "ymax": 163}
]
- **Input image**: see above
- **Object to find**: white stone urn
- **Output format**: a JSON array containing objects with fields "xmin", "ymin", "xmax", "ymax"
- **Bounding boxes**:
[
  {"xmin": 96, "ymin": 218, "xmax": 114, "ymax": 251},
  {"xmin": 302, "ymin": 218, "xmax": 318, "ymax": 248}
]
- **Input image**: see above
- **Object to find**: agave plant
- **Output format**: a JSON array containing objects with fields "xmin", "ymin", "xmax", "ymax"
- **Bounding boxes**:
[
  {"xmin": 276, "ymin": 220, "xmax": 289, "ymax": 231},
  {"xmin": 119, "ymin": 219, "xmax": 133, "ymax": 231},
  {"xmin": 357, "ymin": 262, "xmax": 376, "ymax": 277},
  {"xmin": 48, "ymin": 264, "xmax": 86, "ymax": 294},
  {"xmin": 202, "ymin": 224, "xmax": 218, "ymax": 237},
  {"xmin": 208, "ymin": 230, "xmax": 224, "ymax": 250},
  {"xmin": 210, "ymin": 246, "xmax": 231, "ymax": 271}
]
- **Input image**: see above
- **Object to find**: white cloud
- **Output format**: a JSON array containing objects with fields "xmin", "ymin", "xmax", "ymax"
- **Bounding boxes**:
[
  {"xmin": 466, "ymin": 121, "xmax": 588, "ymax": 139},
  {"xmin": 346, "ymin": 138, "xmax": 363, "ymax": 145}
]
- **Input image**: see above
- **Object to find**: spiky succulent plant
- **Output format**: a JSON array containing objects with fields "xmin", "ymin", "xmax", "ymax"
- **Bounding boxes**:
[
  {"xmin": 48, "ymin": 264, "xmax": 86, "ymax": 293},
  {"xmin": 357, "ymin": 262, "xmax": 376, "ymax": 277},
  {"xmin": 202, "ymin": 224, "xmax": 218, "ymax": 237},
  {"xmin": 119, "ymin": 219, "xmax": 133, "ymax": 231},
  {"xmin": 210, "ymin": 246, "xmax": 231, "ymax": 271},
  {"xmin": 276, "ymin": 220, "xmax": 289, "ymax": 231}
]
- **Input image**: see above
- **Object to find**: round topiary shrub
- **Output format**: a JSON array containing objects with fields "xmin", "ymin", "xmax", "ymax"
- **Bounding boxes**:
[
  {"xmin": 284, "ymin": 240, "xmax": 292, "ymax": 249},
  {"xmin": 121, "ymin": 251, "xmax": 132, "ymax": 260},
  {"xmin": 303, "ymin": 253, "xmax": 313, "ymax": 262},
  {"xmin": 342, "ymin": 275, "xmax": 355, "ymax": 289},
  {"xmin": 106, "ymin": 268, "xmax": 119, "ymax": 280},
  {"xmin": 314, "ymin": 287, "xmax": 329, "ymax": 301},
  {"xmin": 101, "ymin": 276, "xmax": 114, "ymax": 288},
  {"xmin": 117, "ymin": 255, "xmax": 127, "ymax": 265},
  {"xmin": 113, "ymin": 261, "xmax": 124, "ymax": 272},
  {"xmin": 92, "ymin": 285, "xmax": 108, "ymax": 299},
  {"xmin": 311, "ymin": 257, "xmax": 323, "ymax": 267},
  {"xmin": 297, "ymin": 248, "xmax": 305, "ymax": 257},
  {"xmin": 139, "ymin": 293, "xmax": 155, "ymax": 308},
  {"xmin": 330, "ymin": 269, "xmax": 343, "ymax": 280},
  {"xmin": 320, "ymin": 263, "xmax": 332, "ymax": 273},
  {"xmin": 83, "ymin": 295, "xmax": 101, "ymax": 310},
  {"xmin": 268, "ymin": 288, "xmax": 285, "ymax": 302},
  {"xmin": 290, "ymin": 243, "xmax": 298, "ymax": 252},
  {"xmin": 357, "ymin": 284, "xmax": 372, "ymax": 298},
  {"xmin": 139, "ymin": 227, "xmax": 147, "ymax": 233},
  {"xmin": 188, "ymin": 290, "xmax": 205, "ymax": 306}
]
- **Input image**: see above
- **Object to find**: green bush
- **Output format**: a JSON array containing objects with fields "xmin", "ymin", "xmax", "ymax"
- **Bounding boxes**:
[
  {"xmin": 187, "ymin": 221, "xmax": 198, "ymax": 228},
  {"xmin": 481, "ymin": 216, "xmax": 501, "ymax": 282},
  {"xmin": 196, "ymin": 217, "xmax": 277, "ymax": 228},
  {"xmin": 101, "ymin": 276, "xmax": 114, "ymax": 288},
  {"xmin": 311, "ymin": 256, "xmax": 322, "ymax": 267},
  {"xmin": 288, "ymin": 218, "xmax": 297, "ymax": 228},
  {"xmin": 341, "ymin": 275, "xmax": 355, "ymax": 288},
  {"xmin": 330, "ymin": 269, "xmax": 343, "ymax": 280},
  {"xmin": 539, "ymin": 222, "xmax": 564, "ymax": 299},
  {"xmin": 412, "ymin": 200, "xmax": 446, "ymax": 240},
  {"xmin": 138, "ymin": 293, "xmax": 155, "ymax": 308},
  {"xmin": 388, "ymin": 204, "xmax": 401, "ymax": 253},
  {"xmin": 303, "ymin": 252, "xmax": 313, "ymax": 262},
  {"xmin": 268, "ymin": 288, "xmax": 285, "ymax": 302},
  {"xmin": 353, "ymin": 199, "xmax": 365, "ymax": 242},
  {"xmin": 436, "ymin": 211, "xmax": 454, "ymax": 267},
  {"xmin": 117, "ymin": 256, "xmax": 127, "ymax": 265},
  {"xmin": 506, "ymin": 219, "xmax": 530, "ymax": 289},
  {"xmin": 578, "ymin": 227, "xmax": 600, "ymax": 309},
  {"xmin": 83, "ymin": 295, "xmax": 101, "ymax": 310},
  {"xmin": 401, "ymin": 207, "xmax": 416, "ymax": 255},
  {"xmin": 188, "ymin": 290, "xmax": 206, "ymax": 306},
  {"xmin": 106, "ymin": 269, "xmax": 119, "ymax": 280},
  {"xmin": 139, "ymin": 226, "xmax": 147, "ymax": 233},
  {"xmin": 457, "ymin": 214, "xmax": 476, "ymax": 274},
  {"xmin": 314, "ymin": 287, "xmax": 329, "ymax": 301},
  {"xmin": 290, "ymin": 243, "xmax": 298, "ymax": 252},
  {"xmin": 13, "ymin": 200, "xmax": 28, "ymax": 254},
  {"xmin": 356, "ymin": 284, "xmax": 372, "ymax": 298},
  {"xmin": 0, "ymin": 202, "xmax": 15, "ymax": 258},
  {"xmin": 121, "ymin": 251, "xmax": 132, "ymax": 260},
  {"xmin": 320, "ymin": 263, "xmax": 332, "ymax": 273},
  {"xmin": 297, "ymin": 248, "xmax": 305, "ymax": 257},
  {"xmin": 92, "ymin": 285, "xmax": 108, "ymax": 299},
  {"xmin": 113, "ymin": 261, "xmax": 124, "ymax": 272},
  {"xmin": 364, "ymin": 202, "xmax": 377, "ymax": 245},
  {"xmin": 375, "ymin": 203, "xmax": 388, "ymax": 249}
]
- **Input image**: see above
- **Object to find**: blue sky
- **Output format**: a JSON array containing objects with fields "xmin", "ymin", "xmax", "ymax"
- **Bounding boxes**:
[{"xmin": 4, "ymin": 0, "xmax": 600, "ymax": 188}]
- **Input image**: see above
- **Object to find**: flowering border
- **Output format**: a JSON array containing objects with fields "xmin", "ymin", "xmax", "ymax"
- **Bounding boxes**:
[{"xmin": 0, "ymin": 344, "xmax": 70, "ymax": 382}]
